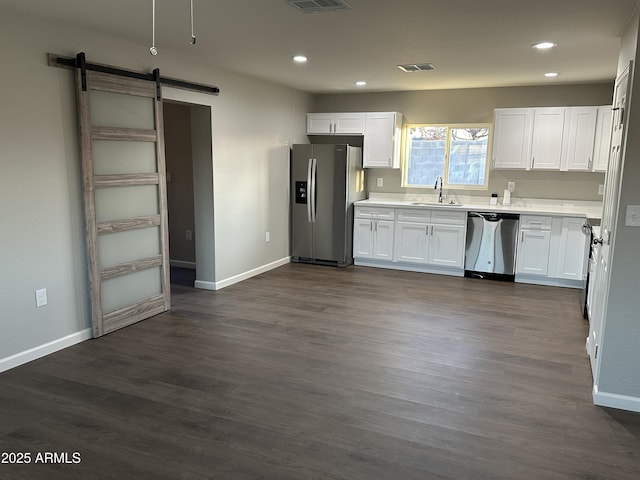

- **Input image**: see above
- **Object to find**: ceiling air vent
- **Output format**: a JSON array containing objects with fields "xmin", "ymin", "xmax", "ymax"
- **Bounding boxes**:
[
  {"xmin": 288, "ymin": 0, "xmax": 352, "ymax": 14},
  {"xmin": 398, "ymin": 63, "xmax": 436, "ymax": 73}
]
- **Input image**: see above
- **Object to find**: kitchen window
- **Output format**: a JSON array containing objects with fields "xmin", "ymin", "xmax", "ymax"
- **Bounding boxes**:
[{"xmin": 402, "ymin": 124, "xmax": 491, "ymax": 189}]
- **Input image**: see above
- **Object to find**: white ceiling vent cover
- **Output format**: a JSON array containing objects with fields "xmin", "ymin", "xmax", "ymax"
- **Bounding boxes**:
[
  {"xmin": 288, "ymin": 0, "xmax": 352, "ymax": 14},
  {"xmin": 398, "ymin": 63, "xmax": 436, "ymax": 73}
]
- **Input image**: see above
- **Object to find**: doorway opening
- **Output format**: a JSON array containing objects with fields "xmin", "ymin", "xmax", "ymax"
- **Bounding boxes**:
[{"xmin": 163, "ymin": 100, "xmax": 214, "ymax": 289}]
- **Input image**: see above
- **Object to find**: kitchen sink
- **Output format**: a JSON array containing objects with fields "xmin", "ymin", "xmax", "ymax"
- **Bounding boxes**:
[{"xmin": 410, "ymin": 202, "xmax": 463, "ymax": 207}]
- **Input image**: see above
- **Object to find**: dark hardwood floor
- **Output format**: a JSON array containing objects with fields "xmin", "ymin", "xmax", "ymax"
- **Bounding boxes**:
[{"xmin": 1, "ymin": 264, "xmax": 639, "ymax": 479}]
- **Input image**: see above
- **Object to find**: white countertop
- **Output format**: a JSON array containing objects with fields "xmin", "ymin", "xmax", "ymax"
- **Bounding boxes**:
[{"xmin": 355, "ymin": 194, "xmax": 602, "ymax": 220}]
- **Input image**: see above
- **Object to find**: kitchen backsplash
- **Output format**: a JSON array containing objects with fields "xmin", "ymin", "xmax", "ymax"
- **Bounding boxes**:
[{"xmin": 365, "ymin": 167, "xmax": 605, "ymax": 202}]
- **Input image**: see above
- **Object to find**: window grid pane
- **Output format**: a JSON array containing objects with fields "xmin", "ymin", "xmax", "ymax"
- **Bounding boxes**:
[
  {"xmin": 406, "ymin": 127, "xmax": 446, "ymax": 187},
  {"xmin": 448, "ymin": 128, "xmax": 489, "ymax": 186},
  {"xmin": 404, "ymin": 125, "xmax": 489, "ymax": 189}
]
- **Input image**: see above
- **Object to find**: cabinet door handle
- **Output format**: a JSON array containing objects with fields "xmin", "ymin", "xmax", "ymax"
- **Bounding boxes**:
[
  {"xmin": 521, "ymin": 231, "xmax": 525, "ymax": 243},
  {"xmin": 430, "ymin": 225, "xmax": 434, "ymax": 236}
]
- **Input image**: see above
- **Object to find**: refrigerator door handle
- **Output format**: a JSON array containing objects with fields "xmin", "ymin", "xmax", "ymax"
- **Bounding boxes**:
[
  {"xmin": 310, "ymin": 158, "xmax": 317, "ymax": 222},
  {"xmin": 306, "ymin": 158, "xmax": 313, "ymax": 223}
]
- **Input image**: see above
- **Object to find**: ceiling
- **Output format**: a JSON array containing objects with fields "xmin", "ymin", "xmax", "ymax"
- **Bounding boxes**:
[{"xmin": 1, "ymin": 0, "xmax": 639, "ymax": 93}]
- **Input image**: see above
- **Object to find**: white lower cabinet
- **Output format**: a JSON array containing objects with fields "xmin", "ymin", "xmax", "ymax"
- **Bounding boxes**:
[
  {"xmin": 515, "ymin": 214, "xmax": 589, "ymax": 287},
  {"xmin": 372, "ymin": 221, "xmax": 394, "ymax": 260},
  {"xmin": 516, "ymin": 229, "xmax": 551, "ymax": 275},
  {"xmin": 353, "ymin": 207, "xmax": 395, "ymax": 260},
  {"xmin": 392, "ymin": 209, "xmax": 466, "ymax": 270},
  {"xmin": 394, "ymin": 222, "xmax": 429, "ymax": 263},
  {"xmin": 516, "ymin": 215, "xmax": 552, "ymax": 276},
  {"xmin": 354, "ymin": 206, "xmax": 465, "ymax": 275},
  {"xmin": 354, "ymin": 205, "xmax": 589, "ymax": 288},
  {"xmin": 429, "ymin": 224, "xmax": 465, "ymax": 267},
  {"xmin": 548, "ymin": 217, "xmax": 590, "ymax": 281},
  {"xmin": 394, "ymin": 222, "xmax": 465, "ymax": 267}
]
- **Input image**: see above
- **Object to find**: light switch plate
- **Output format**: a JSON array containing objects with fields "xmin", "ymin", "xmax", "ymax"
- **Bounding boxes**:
[
  {"xmin": 377, "ymin": 177, "xmax": 384, "ymax": 187},
  {"xmin": 625, "ymin": 205, "xmax": 640, "ymax": 227},
  {"xmin": 598, "ymin": 184, "xmax": 605, "ymax": 195}
]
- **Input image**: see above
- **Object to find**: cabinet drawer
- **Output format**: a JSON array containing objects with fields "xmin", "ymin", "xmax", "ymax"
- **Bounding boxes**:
[
  {"xmin": 355, "ymin": 206, "xmax": 395, "ymax": 220},
  {"xmin": 397, "ymin": 209, "xmax": 429, "ymax": 223},
  {"xmin": 520, "ymin": 215, "xmax": 552, "ymax": 230},
  {"xmin": 430, "ymin": 210, "xmax": 466, "ymax": 225}
]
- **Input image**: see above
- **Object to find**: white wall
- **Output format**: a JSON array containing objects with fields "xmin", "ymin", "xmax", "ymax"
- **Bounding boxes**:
[{"xmin": 0, "ymin": 10, "xmax": 312, "ymax": 366}]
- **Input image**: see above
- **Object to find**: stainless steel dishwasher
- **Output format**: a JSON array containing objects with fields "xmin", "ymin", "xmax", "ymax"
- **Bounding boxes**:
[{"xmin": 464, "ymin": 212, "xmax": 519, "ymax": 280}]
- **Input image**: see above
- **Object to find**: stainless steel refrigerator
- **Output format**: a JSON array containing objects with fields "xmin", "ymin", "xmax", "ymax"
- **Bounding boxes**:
[{"xmin": 290, "ymin": 144, "xmax": 365, "ymax": 267}]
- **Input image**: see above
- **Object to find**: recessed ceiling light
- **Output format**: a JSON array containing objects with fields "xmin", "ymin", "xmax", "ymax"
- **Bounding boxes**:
[
  {"xmin": 532, "ymin": 42, "xmax": 557, "ymax": 50},
  {"xmin": 292, "ymin": 55, "xmax": 308, "ymax": 63},
  {"xmin": 544, "ymin": 72, "xmax": 560, "ymax": 77},
  {"xmin": 355, "ymin": 81, "xmax": 367, "ymax": 87}
]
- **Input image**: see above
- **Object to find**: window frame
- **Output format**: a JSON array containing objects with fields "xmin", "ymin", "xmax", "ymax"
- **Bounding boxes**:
[{"xmin": 401, "ymin": 123, "xmax": 492, "ymax": 190}]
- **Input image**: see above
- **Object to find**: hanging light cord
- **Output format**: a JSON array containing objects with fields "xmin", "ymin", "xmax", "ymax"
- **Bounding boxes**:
[
  {"xmin": 150, "ymin": 0, "xmax": 158, "ymax": 55},
  {"xmin": 150, "ymin": 0, "xmax": 195, "ymax": 54},
  {"xmin": 190, "ymin": 0, "xmax": 196, "ymax": 45}
]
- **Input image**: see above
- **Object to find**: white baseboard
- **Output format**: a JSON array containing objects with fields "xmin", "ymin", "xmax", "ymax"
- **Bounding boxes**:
[
  {"xmin": 0, "ymin": 329, "xmax": 92, "ymax": 374},
  {"xmin": 170, "ymin": 260, "xmax": 196, "ymax": 269},
  {"xmin": 515, "ymin": 274, "xmax": 583, "ymax": 289},
  {"xmin": 593, "ymin": 384, "xmax": 640, "ymax": 413},
  {"xmin": 194, "ymin": 280, "xmax": 216, "ymax": 290},
  {"xmin": 194, "ymin": 256, "xmax": 291, "ymax": 291}
]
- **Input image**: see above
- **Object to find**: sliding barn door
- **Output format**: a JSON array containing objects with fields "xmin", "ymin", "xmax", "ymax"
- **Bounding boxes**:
[{"xmin": 76, "ymin": 69, "xmax": 170, "ymax": 337}]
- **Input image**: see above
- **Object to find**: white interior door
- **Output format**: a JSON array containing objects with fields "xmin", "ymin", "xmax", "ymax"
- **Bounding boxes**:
[
  {"xmin": 588, "ymin": 62, "xmax": 631, "ymax": 378},
  {"xmin": 76, "ymin": 68, "xmax": 170, "ymax": 337}
]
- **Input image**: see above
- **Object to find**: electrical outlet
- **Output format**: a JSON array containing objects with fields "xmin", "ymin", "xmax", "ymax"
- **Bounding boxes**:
[
  {"xmin": 625, "ymin": 205, "xmax": 640, "ymax": 227},
  {"xmin": 35, "ymin": 288, "xmax": 47, "ymax": 308},
  {"xmin": 377, "ymin": 177, "xmax": 384, "ymax": 187},
  {"xmin": 507, "ymin": 182, "xmax": 515, "ymax": 192},
  {"xmin": 265, "ymin": 231, "xmax": 270, "ymax": 243},
  {"xmin": 598, "ymin": 184, "xmax": 605, "ymax": 195},
  {"xmin": 186, "ymin": 230, "xmax": 192, "ymax": 241}
]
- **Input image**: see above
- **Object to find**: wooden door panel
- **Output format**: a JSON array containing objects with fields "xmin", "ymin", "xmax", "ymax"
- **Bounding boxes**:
[{"xmin": 76, "ymin": 66, "xmax": 170, "ymax": 337}]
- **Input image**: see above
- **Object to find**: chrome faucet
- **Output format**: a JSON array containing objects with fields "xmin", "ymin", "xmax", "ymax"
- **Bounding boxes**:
[{"xmin": 434, "ymin": 175, "xmax": 444, "ymax": 203}]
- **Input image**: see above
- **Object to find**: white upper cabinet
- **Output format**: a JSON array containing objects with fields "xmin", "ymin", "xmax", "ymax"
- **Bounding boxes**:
[
  {"xmin": 493, "ymin": 106, "xmax": 605, "ymax": 172},
  {"xmin": 492, "ymin": 108, "xmax": 533, "ymax": 169},
  {"xmin": 363, "ymin": 112, "xmax": 403, "ymax": 169},
  {"xmin": 306, "ymin": 113, "xmax": 334, "ymax": 135},
  {"xmin": 592, "ymin": 105, "xmax": 613, "ymax": 172},
  {"xmin": 531, "ymin": 107, "xmax": 566, "ymax": 170},
  {"xmin": 306, "ymin": 112, "xmax": 364, "ymax": 135},
  {"xmin": 562, "ymin": 106, "xmax": 598, "ymax": 171}
]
